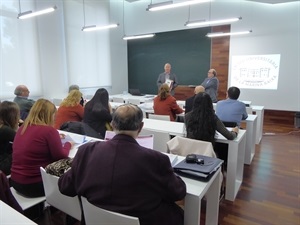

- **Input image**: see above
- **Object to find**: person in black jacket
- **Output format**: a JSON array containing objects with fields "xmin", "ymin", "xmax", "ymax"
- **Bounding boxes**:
[{"xmin": 185, "ymin": 85, "xmax": 205, "ymax": 114}]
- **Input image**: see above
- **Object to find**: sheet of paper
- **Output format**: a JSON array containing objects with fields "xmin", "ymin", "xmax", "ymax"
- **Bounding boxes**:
[{"xmin": 61, "ymin": 134, "xmax": 84, "ymax": 145}]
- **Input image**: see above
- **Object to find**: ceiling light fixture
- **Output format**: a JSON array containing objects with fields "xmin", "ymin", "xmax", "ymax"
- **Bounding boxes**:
[
  {"xmin": 82, "ymin": 24, "xmax": 119, "ymax": 32},
  {"xmin": 17, "ymin": 6, "xmax": 57, "ymax": 19},
  {"xmin": 185, "ymin": 17, "xmax": 241, "ymax": 27},
  {"xmin": 123, "ymin": 34, "xmax": 155, "ymax": 40},
  {"xmin": 206, "ymin": 30, "xmax": 252, "ymax": 38},
  {"xmin": 147, "ymin": 0, "xmax": 212, "ymax": 11}
]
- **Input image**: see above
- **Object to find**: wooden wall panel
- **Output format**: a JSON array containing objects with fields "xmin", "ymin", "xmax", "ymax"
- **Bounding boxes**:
[{"xmin": 210, "ymin": 25, "xmax": 231, "ymax": 101}]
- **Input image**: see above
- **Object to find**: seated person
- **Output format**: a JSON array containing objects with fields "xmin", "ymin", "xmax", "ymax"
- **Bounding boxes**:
[
  {"xmin": 153, "ymin": 83, "xmax": 184, "ymax": 121},
  {"xmin": 54, "ymin": 90, "xmax": 84, "ymax": 129},
  {"xmin": 13, "ymin": 85, "xmax": 35, "ymax": 120},
  {"xmin": 68, "ymin": 84, "xmax": 85, "ymax": 106},
  {"xmin": 10, "ymin": 99, "xmax": 73, "ymax": 197},
  {"xmin": 185, "ymin": 85, "xmax": 205, "ymax": 114},
  {"xmin": 216, "ymin": 86, "xmax": 248, "ymax": 127},
  {"xmin": 185, "ymin": 93, "xmax": 239, "ymax": 161},
  {"xmin": 0, "ymin": 101, "xmax": 20, "ymax": 175},
  {"xmin": 59, "ymin": 104, "xmax": 186, "ymax": 225},
  {"xmin": 83, "ymin": 88, "xmax": 112, "ymax": 138}
]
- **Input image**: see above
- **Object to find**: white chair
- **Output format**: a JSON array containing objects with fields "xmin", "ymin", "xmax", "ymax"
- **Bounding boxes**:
[
  {"xmin": 148, "ymin": 114, "xmax": 170, "ymax": 121},
  {"xmin": 81, "ymin": 196, "xmax": 140, "ymax": 225},
  {"xmin": 40, "ymin": 167, "xmax": 82, "ymax": 221},
  {"xmin": 127, "ymin": 98, "xmax": 141, "ymax": 105},
  {"xmin": 112, "ymin": 97, "xmax": 124, "ymax": 103},
  {"xmin": 140, "ymin": 129, "xmax": 170, "ymax": 153},
  {"xmin": 246, "ymin": 106, "xmax": 253, "ymax": 114},
  {"xmin": 10, "ymin": 187, "xmax": 46, "ymax": 211},
  {"xmin": 52, "ymin": 98, "xmax": 62, "ymax": 106}
]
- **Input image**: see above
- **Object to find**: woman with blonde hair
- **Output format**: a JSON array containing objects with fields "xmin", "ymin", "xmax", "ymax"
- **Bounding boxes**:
[
  {"xmin": 0, "ymin": 101, "xmax": 20, "ymax": 175},
  {"xmin": 11, "ymin": 99, "xmax": 72, "ymax": 197},
  {"xmin": 54, "ymin": 89, "xmax": 84, "ymax": 129},
  {"xmin": 153, "ymin": 83, "xmax": 184, "ymax": 121}
]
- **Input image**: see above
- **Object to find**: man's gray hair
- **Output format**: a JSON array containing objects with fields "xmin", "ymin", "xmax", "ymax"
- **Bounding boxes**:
[
  {"xmin": 112, "ymin": 104, "xmax": 143, "ymax": 131},
  {"xmin": 69, "ymin": 85, "xmax": 80, "ymax": 93}
]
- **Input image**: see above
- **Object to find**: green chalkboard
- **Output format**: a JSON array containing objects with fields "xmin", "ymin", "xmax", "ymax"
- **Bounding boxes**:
[{"xmin": 128, "ymin": 27, "xmax": 211, "ymax": 95}]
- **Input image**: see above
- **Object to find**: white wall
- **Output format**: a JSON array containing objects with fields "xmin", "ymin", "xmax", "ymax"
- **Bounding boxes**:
[{"xmin": 117, "ymin": 0, "xmax": 299, "ymax": 111}]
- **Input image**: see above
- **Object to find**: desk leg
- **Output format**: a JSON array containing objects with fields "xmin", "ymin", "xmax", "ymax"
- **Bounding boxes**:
[
  {"xmin": 205, "ymin": 169, "xmax": 221, "ymax": 225},
  {"xmin": 225, "ymin": 136, "xmax": 246, "ymax": 201},
  {"xmin": 184, "ymin": 194, "xmax": 201, "ymax": 225},
  {"xmin": 255, "ymin": 109, "xmax": 264, "ymax": 144},
  {"xmin": 245, "ymin": 119, "xmax": 258, "ymax": 165}
]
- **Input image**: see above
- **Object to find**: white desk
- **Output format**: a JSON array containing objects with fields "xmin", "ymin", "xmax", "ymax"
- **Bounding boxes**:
[
  {"xmin": 172, "ymin": 155, "xmax": 221, "ymax": 225},
  {"xmin": 60, "ymin": 131, "xmax": 220, "ymax": 225},
  {"xmin": 142, "ymin": 118, "xmax": 246, "ymax": 201},
  {"xmin": 244, "ymin": 114, "xmax": 257, "ymax": 165},
  {"xmin": 0, "ymin": 200, "xmax": 37, "ymax": 225},
  {"xmin": 252, "ymin": 105, "xmax": 264, "ymax": 144},
  {"xmin": 109, "ymin": 94, "xmax": 155, "ymax": 104}
]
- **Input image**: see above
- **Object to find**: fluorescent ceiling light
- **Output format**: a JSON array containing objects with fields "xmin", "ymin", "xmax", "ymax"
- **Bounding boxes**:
[
  {"xmin": 123, "ymin": 34, "xmax": 155, "ymax": 40},
  {"xmin": 82, "ymin": 24, "xmax": 119, "ymax": 32},
  {"xmin": 147, "ymin": 0, "xmax": 212, "ymax": 11},
  {"xmin": 206, "ymin": 30, "xmax": 252, "ymax": 37},
  {"xmin": 17, "ymin": 6, "xmax": 57, "ymax": 19},
  {"xmin": 185, "ymin": 17, "xmax": 241, "ymax": 27}
]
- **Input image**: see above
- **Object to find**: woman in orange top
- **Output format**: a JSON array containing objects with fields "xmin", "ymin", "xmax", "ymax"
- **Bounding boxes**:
[
  {"xmin": 54, "ymin": 90, "xmax": 84, "ymax": 129},
  {"xmin": 153, "ymin": 84, "xmax": 184, "ymax": 121}
]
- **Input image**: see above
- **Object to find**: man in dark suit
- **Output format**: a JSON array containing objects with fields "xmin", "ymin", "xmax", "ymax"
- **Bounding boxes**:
[
  {"xmin": 13, "ymin": 85, "xmax": 35, "ymax": 120},
  {"xmin": 156, "ymin": 63, "xmax": 178, "ymax": 96},
  {"xmin": 58, "ymin": 104, "xmax": 186, "ymax": 225},
  {"xmin": 185, "ymin": 85, "xmax": 205, "ymax": 114}
]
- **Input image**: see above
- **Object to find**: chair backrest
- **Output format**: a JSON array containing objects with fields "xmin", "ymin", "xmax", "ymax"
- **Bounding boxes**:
[
  {"xmin": 112, "ymin": 97, "xmax": 124, "ymax": 103},
  {"xmin": 246, "ymin": 106, "xmax": 253, "ymax": 114},
  {"xmin": 222, "ymin": 121, "xmax": 237, "ymax": 127},
  {"xmin": 148, "ymin": 114, "xmax": 170, "ymax": 121},
  {"xmin": 127, "ymin": 98, "xmax": 141, "ymax": 105},
  {"xmin": 81, "ymin": 197, "xmax": 140, "ymax": 225},
  {"xmin": 140, "ymin": 129, "xmax": 170, "ymax": 153},
  {"xmin": 40, "ymin": 167, "xmax": 82, "ymax": 221},
  {"xmin": 166, "ymin": 136, "xmax": 216, "ymax": 157}
]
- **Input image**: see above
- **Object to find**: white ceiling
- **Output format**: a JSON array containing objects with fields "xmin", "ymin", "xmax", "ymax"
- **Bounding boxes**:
[{"xmin": 247, "ymin": 0, "xmax": 299, "ymax": 4}]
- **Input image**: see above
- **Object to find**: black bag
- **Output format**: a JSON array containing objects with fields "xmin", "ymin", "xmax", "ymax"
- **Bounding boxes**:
[{"xmin": 60, "ymin": 121, "xmax": 103, "ymax": 139}]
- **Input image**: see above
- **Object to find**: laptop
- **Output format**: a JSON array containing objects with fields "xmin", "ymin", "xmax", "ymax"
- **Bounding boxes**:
[{"xmin": 129, "ymin": 89, "xmax": 145, "ymax": 96}]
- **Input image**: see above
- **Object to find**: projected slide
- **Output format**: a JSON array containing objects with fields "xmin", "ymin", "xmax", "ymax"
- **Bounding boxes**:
[{"xmin": 231, "ymin": 54, "xmax": 280, "ymax": 90}]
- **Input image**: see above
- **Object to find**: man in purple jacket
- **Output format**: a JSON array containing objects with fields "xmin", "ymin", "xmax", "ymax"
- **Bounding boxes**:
[{"xmin": 58, "ymin": 104, "xmax": 186, "ymax": 225}]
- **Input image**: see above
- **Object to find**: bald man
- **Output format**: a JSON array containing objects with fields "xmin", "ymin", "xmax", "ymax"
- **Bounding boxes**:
[
  {"xmin": 13, "ymin": 85, "xmax": 35, "ymax": 118},
  {"xmin": 185, "ymin": 85, "xmax": 205, "ymax": 113},
  {"xmin": 201, "ymin": 68, "xmax": 219, "ymax": 103}
]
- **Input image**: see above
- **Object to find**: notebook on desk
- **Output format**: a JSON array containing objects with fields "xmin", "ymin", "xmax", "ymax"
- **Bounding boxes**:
[{"xmin": 129, "ymin": 89, "xmax": 145, "ymax": 96}]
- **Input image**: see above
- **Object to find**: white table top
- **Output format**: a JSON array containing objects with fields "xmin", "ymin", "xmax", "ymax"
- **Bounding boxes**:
[{"xmin": 0, "ymin": 200, "xmax": 37, "ymax": 225}]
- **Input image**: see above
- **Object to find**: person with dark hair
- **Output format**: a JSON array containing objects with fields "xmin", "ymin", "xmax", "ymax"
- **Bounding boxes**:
[
  {"xmin": 153, "ymin": 83, "xmax": 184, "ymax": 121},
  {"xmin": 13, "ymin": 85, "xmax": 35, "ymax": 119},
  {"xmin": 185, "ymin": 85, "xmax": 205, "ymax": 114},
  {"xmin": 11, "ymin": 99, "xmax": 72, "ymax": 197},
  {"xmin": 59, "ymin": 104, "xmax": 186, "ymax": 225},
  {"xmin": 185, "ymin": 92, "xmax": 239, "ymax": 146},
  {"xmin": 0, "ymin": 101, "xmax": 20, "ymax": 175},
  {"xmin": 216, "ymin": 86, "xmax": 248, "ymax": 127},
  {"xmin": 156, "ymin": 63, "xmax": 178, "ymax": 96},
  {"xmin": 201, "ymin": 69, "xmax": 219, "ymax": 103},
  {"xmin": 83, "ymin": 88, "xmax": 112, "ymax": 138}
]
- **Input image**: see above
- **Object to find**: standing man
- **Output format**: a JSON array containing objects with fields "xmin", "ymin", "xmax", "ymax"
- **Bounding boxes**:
[
  {"xmin": 216, "ymin": 86, "xmax": 248, "ymax": 127},
  {"xmin": 201, "ymin": 68, "xmax": 219, "ymax": 103},
  {"xmin": 13, "ymin": 85, "xmax": 35, "ymax": 119},
  {"xmin": 58, "ymin": 104, "xmax": 186, "ymax": 225},
  {"xmin": 157, "ymin": 63, "xmax": 178, "ymax": 96}
]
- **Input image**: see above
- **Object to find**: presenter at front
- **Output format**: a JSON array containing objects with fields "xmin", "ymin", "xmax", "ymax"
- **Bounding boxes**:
[
  {"xmin": 157, "ymin": 63, "xmax": 178, "ymax": 96},
  {"xmin": 201, "ymin": 68, "xmax": 219, "ymax": 103}
]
